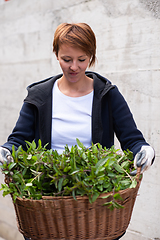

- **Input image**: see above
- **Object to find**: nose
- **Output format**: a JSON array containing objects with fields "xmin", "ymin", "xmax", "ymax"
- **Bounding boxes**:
[{"xmin": 70, "ymin": 60, "xmax": 78, "ymax": 71}]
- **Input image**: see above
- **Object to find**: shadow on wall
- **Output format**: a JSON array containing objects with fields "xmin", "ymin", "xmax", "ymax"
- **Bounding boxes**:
[{"xmin": 139, "ymin": 0, "xmax": 160, "ymax": 19}]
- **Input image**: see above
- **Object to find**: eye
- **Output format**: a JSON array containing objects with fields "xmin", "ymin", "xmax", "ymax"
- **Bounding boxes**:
[
  {"xmin": 79, "ymin": 59, "xmax": 86, "ymax": 62},
  {"xmin": 63, "ymin": 59, "xmax": 70, "ymax": 62}
]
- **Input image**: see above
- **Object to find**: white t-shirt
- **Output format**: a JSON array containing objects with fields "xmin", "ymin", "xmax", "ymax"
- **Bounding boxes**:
[{"xmin": 51, "ymin": 80, "xmax": 93, "ymax": 154}]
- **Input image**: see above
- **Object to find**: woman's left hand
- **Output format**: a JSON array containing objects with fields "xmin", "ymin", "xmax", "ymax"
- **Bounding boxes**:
[{"xmin": 131, "ymin": 146, "xmax": 155, "ymax": 176}]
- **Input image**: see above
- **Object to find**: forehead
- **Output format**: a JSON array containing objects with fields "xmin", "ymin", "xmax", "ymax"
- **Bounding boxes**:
[{"xmin": 58, "ymin": 44, "xmax": 87, "ymax": 57}]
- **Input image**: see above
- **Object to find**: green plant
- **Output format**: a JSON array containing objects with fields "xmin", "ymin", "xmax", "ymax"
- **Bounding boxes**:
[{"xmin": 0, "ymin": 139, "xmax": 138, "ymax": 209}]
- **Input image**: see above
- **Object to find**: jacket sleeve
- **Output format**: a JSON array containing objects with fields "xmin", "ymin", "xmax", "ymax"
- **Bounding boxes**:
[
  {"xmin": 2, "ymin": 102, "xmax": 37, "ymax": 152},
  {"xmin": 110, "ymin": 86, "xmax": 149, "ymax": 156}
]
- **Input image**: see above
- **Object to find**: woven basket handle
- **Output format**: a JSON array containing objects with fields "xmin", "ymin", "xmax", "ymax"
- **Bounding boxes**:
[{"xmin": 136, "ymin": 167, "xmax": 142, "ymax": 182}]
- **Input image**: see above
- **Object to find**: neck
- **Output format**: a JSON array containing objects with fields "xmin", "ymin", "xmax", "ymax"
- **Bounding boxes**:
[{"xmin": 58, "ymin": 75, "xmax": 93, "ymax": 97}]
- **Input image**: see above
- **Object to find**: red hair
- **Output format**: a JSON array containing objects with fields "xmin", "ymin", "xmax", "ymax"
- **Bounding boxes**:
[{"xmin": 53, "ymin": 23, "xmax": 96, "ymax": 67}]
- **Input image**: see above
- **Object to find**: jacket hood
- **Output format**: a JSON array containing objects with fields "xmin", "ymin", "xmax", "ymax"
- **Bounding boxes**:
[
  {"xmin": 86, "ymin": 71, "xmax": 114, "ymax": 99},
  {"xmin": 24, "ymin": 74, "xmax": 62, "ymax": 107},
  {"xmin": 24, "ymin": 71, "xmax": 114, "ymax": 107}
]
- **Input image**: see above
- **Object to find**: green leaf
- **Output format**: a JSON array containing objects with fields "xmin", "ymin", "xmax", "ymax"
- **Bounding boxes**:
[
  {"xmin": 76, "ymin": 138, "xmax": 85, "ymax": 149},
  {"xmin": 108, "ymin": 172, "xmax": 116, "ymax": 178},
  {"xmin": 70, "ymin": 170, "xmax": 80, "ymax": 175},
  {"xmin": 129, "ymin": 179, "xmax": 137, "ymax": 188},
  {"xmin": 33, "ymin": 193, "xmax": 42, "ymax": 200},
  {"xmin": 37, "ymin": 139, "xmax": 42, "ymax": 149},
  {"xmin": 113, "ymin": 201, "xmax": 124, "ymax": 209},
  {"xmin": 27, "ymin": 154, "xmax": 32, "ymax": 160},
  {"xmin": 103, "ymin": 201, "xmax": 114, "ymax": 210},
  {"xmin": 12, "ymin": 193, "xmax": 19, "ymax": 202},
  {"xmin": 26, "ymin": 183, "xmax": 33, "ymax": 187},
  {"xmin": 91, "ymin": 192, "xmax": 99, "ymax": 203},
  {"xmin": 8, "ymin": 162, "xmax": 16, "ymax": 171},
  {"xmin": 120, "ymin": 179, "xmax": 131, "ymax": 185},
  {"xmin": 30, "ymin": 169, "xmax": 41, "ymax": 176},
  {"xmin": 101, "ymin": 194, "xmax": 112, "ymax": 199},
  {"xmin": 97, "ymin": 185, "xmax": 103, "ymax": 191},
  {"xmin": 92, "ymin": 145, "xmax": 98, "ymax": 153},
  {"xmin": 114, "ymin": 163, "xmax": 124, "ymax": 173},
  {"xmin": 58, "ymin": 178, "xmax": 63, "ymax": 192},
  {"xmin": 72, "ymin": 189, "xmax": 77, "ymax": 201},
  {"xmin": 82, "ymin": 152, "xmax": 87, "ymax": 160},
  {"xmin": 123, "ymin": 149, "xmax": 133, "ymax": 160},
  {"xmin": 121, "ymin": 161, "xmax": 130, "ymax": 169},
  {"xmin": 26, "ymin": 140, "xmax": 36, "ymax": 150},
  {"xmin": 95, "ymin": 157, "xmax": 108, "ymax": 174},
  {"xmin": 113, "ymin": 193, "xmax": 123, "ymax": 201},
  {"xmin": 11, "ymin": 145, "xmax": 16, "ymax": 161}
]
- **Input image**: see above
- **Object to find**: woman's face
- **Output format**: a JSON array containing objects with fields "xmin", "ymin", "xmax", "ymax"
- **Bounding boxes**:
[{"xmin": 57, "ymin": 44, "xmax": 90, "ymax": 84}]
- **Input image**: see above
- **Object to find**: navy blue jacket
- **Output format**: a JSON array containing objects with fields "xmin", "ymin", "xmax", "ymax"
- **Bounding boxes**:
[{"xmin": 3, "ymin": 72, "xmax": 149, "ymax": 156}]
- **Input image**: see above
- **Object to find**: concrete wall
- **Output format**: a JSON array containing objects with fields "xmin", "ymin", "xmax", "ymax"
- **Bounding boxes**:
[{"xmin": 0, "ymin": 0, "xmax": 160, "ymax": 239}]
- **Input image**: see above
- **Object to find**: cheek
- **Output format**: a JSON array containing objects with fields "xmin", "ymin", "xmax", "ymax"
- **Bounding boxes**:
[
  {"xmin": 58, "ymin": 61, "xmax": 67, "ymax": 71},
  {"xmin": 82, "ymin": 58, "xmax": 90, "ymax": 69},
  {"xmin": 81, "ymin": 62, "xmax": 89, "ymax": 70}
]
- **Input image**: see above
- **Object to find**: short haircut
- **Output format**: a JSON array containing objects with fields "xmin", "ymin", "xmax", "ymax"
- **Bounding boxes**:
[{"xmin": 53, "ymin": 23, "xmax": 96, "ymax": 67}]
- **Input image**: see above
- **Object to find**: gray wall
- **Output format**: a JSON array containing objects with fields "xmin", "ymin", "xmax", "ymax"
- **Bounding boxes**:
[{"xmin": 0, "ymin": 0, "xmax": 160, "ymax": 239}]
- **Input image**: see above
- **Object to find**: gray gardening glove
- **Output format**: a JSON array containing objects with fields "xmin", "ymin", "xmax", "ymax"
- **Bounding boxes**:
[
  {"xmin": 131, "ymin": 146, "xmax": 155, "ymax": 176},
  {"xmin": 0, "ymin": 146, "xmax": 13, "ymax": 166}
]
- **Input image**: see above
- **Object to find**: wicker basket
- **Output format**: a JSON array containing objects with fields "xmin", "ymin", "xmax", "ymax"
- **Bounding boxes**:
[{"xmin": 12, "ymin": 175, "xmax": 142, "ymax": 240}]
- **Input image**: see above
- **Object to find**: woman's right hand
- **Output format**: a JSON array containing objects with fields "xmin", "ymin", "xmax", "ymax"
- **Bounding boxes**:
[{"xmin": 0, "ymin": 147, "xmax": 13, "ymax": 166}]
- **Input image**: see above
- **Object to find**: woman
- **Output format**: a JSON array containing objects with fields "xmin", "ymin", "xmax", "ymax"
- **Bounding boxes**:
[{"xmin": 0, "ymin": 23, "xmax": 155, "ymax": 240}]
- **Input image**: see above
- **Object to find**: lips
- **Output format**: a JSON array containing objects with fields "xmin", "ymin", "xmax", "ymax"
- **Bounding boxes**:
[{"xmin": 70, "ymin": 72, "xmax": 78, "ymax": 76}]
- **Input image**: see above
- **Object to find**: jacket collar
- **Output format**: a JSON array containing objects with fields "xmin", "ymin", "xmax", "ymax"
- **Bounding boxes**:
[
  {"xmin": 25, "ymin": 71, "xmax": 113, "ymax": 106},
  {"xmin": 86, "ymin": 71, "xmax": 113, "ymax": 99},
  {"xmin": 24, "ymin": 74, "xmax": 62, "ymax": 107}
]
